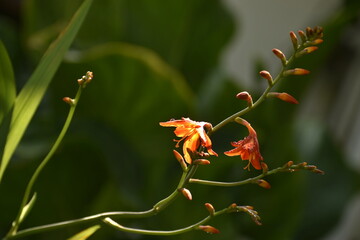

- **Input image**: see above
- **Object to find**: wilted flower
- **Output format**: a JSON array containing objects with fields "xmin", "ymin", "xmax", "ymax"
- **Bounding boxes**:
[
  {"xmin": 160, "ymin": 118, "xmax": 218, "ymax": 164},
  {"xmin": 224, "ymin": 119, "xmax": 263, "ymax": 170}
]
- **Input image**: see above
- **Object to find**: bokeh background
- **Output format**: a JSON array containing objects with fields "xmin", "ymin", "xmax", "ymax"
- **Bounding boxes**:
[{"xmin": 1, "ymin": 0, "xmax": 360, "ymax": 239}]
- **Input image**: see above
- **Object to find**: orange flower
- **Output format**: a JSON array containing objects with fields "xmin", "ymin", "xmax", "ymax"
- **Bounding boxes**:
[
  {"xmin": 160, "ymin": 118, "xmax": 217, "ymax": 164},
  {"xmin": 224, "ymin": 119, "xmax": 263, "ymax": 170}
]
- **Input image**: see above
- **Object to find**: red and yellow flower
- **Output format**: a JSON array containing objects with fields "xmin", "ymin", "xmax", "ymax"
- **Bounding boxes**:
[
  {"xmin": 224, "ymin": 119, "xmax": 263, "ymax": 170},
  {"xmin": 160, "ymin": 118, "xmax": 217, "ymax": 164}
]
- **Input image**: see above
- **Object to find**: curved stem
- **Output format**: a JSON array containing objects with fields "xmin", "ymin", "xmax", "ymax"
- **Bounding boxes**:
[
  {"xmin": 5, "ymin": 157, "xmax": 198, "ymax": 239},
  {"xmin": 6, "ymin": 87, "xmax": 83, "ymax": 238},
  {"xmin": 103, "ymin": 207, "xmax": 230, "ymax": 236}
]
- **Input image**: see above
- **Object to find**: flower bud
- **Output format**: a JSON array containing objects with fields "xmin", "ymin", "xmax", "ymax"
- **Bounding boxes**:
[
  {"xmin": 272, "ymin": 48, "xmax": 287, "ymax": 66},
  {"xmin": 261, "ymin": 162, "xmax": 269, "ymax": 174},
  {"xmin": 62, "ymin": 97, "xmax": 75, "ymax": 106},
  {"xmin": 193, "ymin": 159, "xmax": 211, "ymax": 165},
  {"xmin": 179, "ymin": 188, "xmax": 192, "ymax": 200},
  {"xmin": 296, "ymin": 46, "xmax": 318, "ymax": 57},
  {"xmin": 173, "ymin": 150, "xmax": 187, "ymax": 171},
  {"xmin": 236, "ymin": 91, "xmax": 253, "ymax": 106},
  {"xmin": 286, "ymin": 161, "xmax": 294, "ymax": 167},
  {"xmin": 298, "ymin": 30, "xmax": 307, "ymax": 43},
  {"xmin": 256, "ymin": 179, "xmax": 271, "ymax": 189},
  {"xmin": 313, "ymin": 169, "xmax": 325, "ymax": 175},
  {"xmin": 267, "ymin": 92, "xmax": 299, "ymax": 104},
  {"xmin": 78, "ymin": 71, "xmax": 94, "ymax": 88},
  {"xmin": 283, "ymin": 68, "xmax": 310, "ymax": 76},
  {"xmin": 289, "ymin": 31, "xmax": 298, "ymax": 50},
  {"xmin": 259, "ymin": 70, "xmax": 273, "ymax": 85},
  {"xmin": 204, "ymin": 203, "xmax": 215, "ymax": 216},
  {"xmin": 198, "ymin": 225, "xmax": 220, "ymax": 234},
  {"xmin": 311, "ymin": 39, "xmax": 323, "ymax": 45}
]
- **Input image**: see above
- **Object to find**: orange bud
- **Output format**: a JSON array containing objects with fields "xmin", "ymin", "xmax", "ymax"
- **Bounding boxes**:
[
  {"xmin": 283, "ymin": 68, "xmax": 310, "ymax": 76},
  {"xmin": 306, "ymin": 27, "xmax": 314, "ymax": 38},
  {"xmin": 62, "ymin": 97, "xmax": 75, "ymax": 106},
  {"xmin": 272, "ymin": 48, "xmax": 287, "ymax": 65},
  {"xmin": 259, "ymin": 70, "xmax": 273, "ymax": 85},
  {"xmin": 78, "ymin": 71, "xmax": 94, "ymax": 88},
  {"xmin": 173, "ymin": 150, "xmax": 187, "ymax": 170},
  {"xmin": 198, "ymin": 225, "xmax": 220, "ymax": 234},
  {"xmin": 296, "ymin": 46, "xmax": 318, "ymax": 57},
  {"xmin": 313, "ymin": 169, "xmax": 325, "ymax": 175},
  {"xmin": 289, "ymin": 31, "xmax": 298, "ymax": 50},
  {"xmin": 311, "ymin": 39, "xmax": 323, "ymax": 45},
  {"xmin": 261, "ymin": 162, "xmax": 269, "ymax": 174},
  {"xmin": 193, "ymin": 159, "xmax": 211, "ymax": 165},
  {"xmin": 256, "ymin": 179, "xmax": 271, "ymax": 189},
  {"xmin": 179, "ymin": 188, "xmax": 192, "ymax": 200},
  {"xmin": 298, "ymin": 30, "xmax": 307, "ymax": 43},
  {"xmin": 287, "ymin": 161, "xmax": 294, "ymax": 167},
  {"xmin": 229, "ymin": 203, "xmax": 238, "ymax": 209},
  {"xmin": 204, "ymin": 203, "xmax": 215, "ymax": 216},
  {"xmin": 267, "ymin": 92, "xmax": 299, "ymax": 104},
  {"xmin": 236, "ymin": 91, "xmax": 253, "ymax": 106}
]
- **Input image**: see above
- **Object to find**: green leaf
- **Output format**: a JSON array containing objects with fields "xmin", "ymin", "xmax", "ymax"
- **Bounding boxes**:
[
  {"xmin": 0, "ymin": 0, "xmax": 93, "ymax": 183},
  {"xmin": 0, "ymin": 41, "xmax": 16, "ymax": 125},
  {"xmin": 0, "ymin": 40, "xmax": 16, "ymax": 179},
  {"xmin": 67, "ymin": 225, "xmax": 100, "ymax": 240}
]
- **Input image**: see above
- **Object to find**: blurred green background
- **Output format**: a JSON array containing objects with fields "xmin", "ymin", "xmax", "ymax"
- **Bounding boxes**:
[{"xmin": 1, "ymin": 0, "xmax": 360, "ymax": 239}]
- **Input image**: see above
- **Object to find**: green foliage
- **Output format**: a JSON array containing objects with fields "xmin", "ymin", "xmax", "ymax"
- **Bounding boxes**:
[{"xmin": 0, "ymin": 0, "xmax": 93, "ymax": 184}]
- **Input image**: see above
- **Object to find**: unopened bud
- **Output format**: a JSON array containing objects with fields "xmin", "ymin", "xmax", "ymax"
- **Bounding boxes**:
[
  {"xmin": 179, "ymin": 188, "xmax": 192, "ymax": 200},
  {"xmin": 283, "ymin": 68, "xmax": 310, "ymax": 76},
  {"xmin": 261, "ymin": 162, "xmax": 269, "ymax": 174},
  {"xmin": 229, "ymin": 203, "xmax": 238, "ymax": 210},
  {"xmin": 311, "ymin": 39, "xmax": 323, "ymax": 45},
  {"xmin": 313, "ymin": 169, "xmax": 325, "ymax": 175},
  {"xmin": 193, "ymin": 159, "xmax": 211, "ymax": 165},
  {"xmin": 306, "ymin": 27, "xmax": 314, "ymax": 38},
  {"xmin": 289, "ymin": 31, "xmax": 298, "ymax": 50},
  {"xmin": 78, "ymin": 71, "xmax": 93, "ymax": 88},
  {"xmin": 299, "ymin": 162, "xmax": 308, "ymax": 167},
  {"xmin": 298, "ymin": 30, "xmax": 307, "ymax": 43},
  {"xmin": 173, "ymin": 150, "xmax": 187, "ymax": 171},
  {"xmin": 267, "ymin": 92, "xmax": 299, "ymax": 104},
  {"xmin": 296, "ymin": 46, "xmax": 318, "ymax": 57},
  {"xmin": 259, "ymin": 70, "xmax": 273, "ymax": 85},
  {"xmin": 198, "ymin": 225, "xmax": 220, "ymax": 234},
  {"xmin": 236, "ymin": 91, "xmax": 253, "ymax": 106},
  {"xmin": 256, "ymin": 179, "xmax": 271, "ymax": 189},
  {"xmin": 272, "ymin": 48, "xmax": 287, "ymax": 66},
  {"xmin": 204, "ymin": 203, "xmax": 215, "ymax": 216},
  {"xmin": 62, "ymin": 97, "xmax": 75, "ymax": 106}
]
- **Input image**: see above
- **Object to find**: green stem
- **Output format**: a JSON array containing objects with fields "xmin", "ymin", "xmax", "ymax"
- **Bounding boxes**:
[
  {"xmin": 6, "ymin": 87, "xmax": 83, "ymax": 238},
  {"xmin": 103, "ymin": 207, "xmax": 229, "ymax": 236},
  {"xmin": 5, "ymin": 158, "xmax": 197, "ymax": 239},
  {"xmin": 189, "ymin": 166, "xmax": 285, "ymax": 187}
]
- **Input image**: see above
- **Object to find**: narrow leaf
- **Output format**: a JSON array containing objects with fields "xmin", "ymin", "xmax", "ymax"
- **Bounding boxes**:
[
  {"xmin": 0, "ymin": 41, "xmax": 16, "ymax": 125},
  {"xmin": 0, "ymin": 0, "xmax": 93, "ymax": 183},
  {"xmin": 67, "ymin": 225, "xmax": 101, "ymax": 240},
  {"xmin": 0, "ymin": 41, "xmax": 16, "ymax": 178}
]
